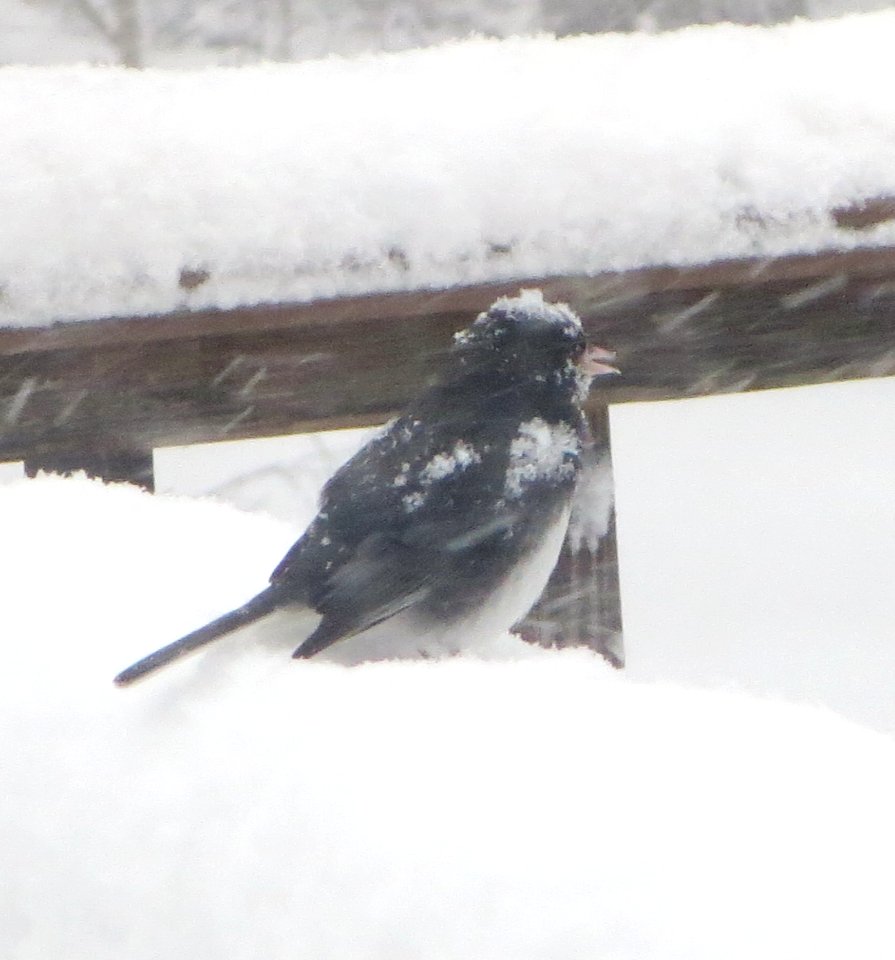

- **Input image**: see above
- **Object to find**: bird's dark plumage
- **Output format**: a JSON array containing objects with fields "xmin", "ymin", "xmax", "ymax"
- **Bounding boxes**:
[{"xmin": 115, "ymin": 290, "xmax": 618, "ymax": 685}]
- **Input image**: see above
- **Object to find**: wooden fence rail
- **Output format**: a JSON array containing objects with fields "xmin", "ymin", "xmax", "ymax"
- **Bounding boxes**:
[{"xmin": 3, "ymin": 244, "xmax": 894, "ymax": 474}]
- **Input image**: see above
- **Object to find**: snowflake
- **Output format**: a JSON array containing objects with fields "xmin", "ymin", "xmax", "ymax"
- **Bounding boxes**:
[
  {"xmin": 504, "ymin": 418, "xmax": 578, "ymax": 498},
  {"xmin": 419, "ymin": 441, "xmax": 481, "ymax": 485}
]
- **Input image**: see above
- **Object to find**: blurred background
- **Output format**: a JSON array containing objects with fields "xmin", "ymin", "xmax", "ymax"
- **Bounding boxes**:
[{"xmin": 1, "ymin": 0, "xmax": 890, "ymax": 68}]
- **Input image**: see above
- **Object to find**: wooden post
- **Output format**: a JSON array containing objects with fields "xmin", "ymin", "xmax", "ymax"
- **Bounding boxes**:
[{"xmin": 518, "ymin": 405, "xmax": 624, "ymax": 667}]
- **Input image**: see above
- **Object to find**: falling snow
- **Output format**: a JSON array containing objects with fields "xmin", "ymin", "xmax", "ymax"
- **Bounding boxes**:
[{"xmin": 567, "ymin": 450, "xmax": 615, "ymax": 553}]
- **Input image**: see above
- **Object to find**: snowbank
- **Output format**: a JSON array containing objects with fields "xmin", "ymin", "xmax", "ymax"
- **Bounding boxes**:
[
  {"xmin": 3, "ymin": 12, "xmax": 895, "ymax": 327},
  {"xmin": 3, "ymin": 473, "xmax": 895, "ymax": 958}
]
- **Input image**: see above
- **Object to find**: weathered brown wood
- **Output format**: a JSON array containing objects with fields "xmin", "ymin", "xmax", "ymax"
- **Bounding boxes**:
[
  {"xmin": 832, "ymin": 196, "xmax": 895, "ymax": 231},
  {"xmin": 24, "ymin": 446, "xmax": 155, "ymax": 491},
  {"xmin": 2, "ymin": 245, "xmax": 895, "ymax": 464}
]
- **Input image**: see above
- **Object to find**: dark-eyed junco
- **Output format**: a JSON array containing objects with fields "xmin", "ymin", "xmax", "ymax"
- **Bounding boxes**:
[{"xmin": 115, "ymin": 290, "xmax": 618, "ymax": 685}]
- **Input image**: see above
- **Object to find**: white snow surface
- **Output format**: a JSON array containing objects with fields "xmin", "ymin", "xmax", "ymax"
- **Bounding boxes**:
[
  {"xmin": 4, "ymin": 12, "xmax": 895, "ymax": 327},
  {"xmin": 3, "ymin": 475, "xmax": 895, "ymax": 959}
]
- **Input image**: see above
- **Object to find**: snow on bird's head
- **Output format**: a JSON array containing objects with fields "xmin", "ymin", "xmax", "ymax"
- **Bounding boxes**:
[{"xmin": 453, "ymin": 289, "xmax": 583, "ymax": 349}]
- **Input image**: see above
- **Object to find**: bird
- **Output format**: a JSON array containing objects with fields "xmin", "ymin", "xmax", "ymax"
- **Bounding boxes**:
[{"xmin": 114, "ymin": 290, "xmax": 619, "ymax": 685}]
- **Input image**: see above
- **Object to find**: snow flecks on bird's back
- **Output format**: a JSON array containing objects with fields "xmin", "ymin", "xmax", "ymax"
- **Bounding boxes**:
[
  {"xmin": 401, "ymin": 491, "xmax": 425, "ymax": 512},
  {"xmin": 505, "ymin": 418, "xmax": 579, "ymax": 499},
  {"xmin": 419, "ymin": 441, "xmax": 481, "ymax": 484},
  {"xmin": 398, "ymin": 440, "xmax": 482, "ymax": 512},
  {"xmin": 373, "ymin": 416, "xmax": 418, "ymax": 447}
]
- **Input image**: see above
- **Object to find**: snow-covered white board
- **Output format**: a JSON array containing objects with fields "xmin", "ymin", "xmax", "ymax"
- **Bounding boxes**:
[
  {"xmin": 612, "ymin": 374, "xmax": 895, "ymax": 733},
  {"xmin": 3, "ymin": 12, "xmax": 895, "ymax": 328}
]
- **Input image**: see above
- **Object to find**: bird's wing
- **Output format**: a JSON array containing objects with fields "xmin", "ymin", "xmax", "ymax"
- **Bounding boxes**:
[
  {"xmin": 272, "ymin": 412, "xmax": 516, "ymax": 589},
  {"xmin": 278, "ymin": 410, "xmax": 576, "ymax": 658},
  {"xmin": 292, "ymin": 498, "xmax": 529, "ymax": 658},
  {"xmin": 291, "ymin": 531, "xmax": 435, "ymax": 657}
]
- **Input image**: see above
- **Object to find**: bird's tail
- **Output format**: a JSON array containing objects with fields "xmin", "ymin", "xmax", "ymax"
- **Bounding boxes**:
[{"xmin": 114, "ymin": 586, "xmax": 282, "ymax": 687}]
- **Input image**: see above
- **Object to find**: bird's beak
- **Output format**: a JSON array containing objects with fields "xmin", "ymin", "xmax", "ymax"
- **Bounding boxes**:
[{"xmin": 580, "ymin": 345, "xmax": 620, "ymax": 377}]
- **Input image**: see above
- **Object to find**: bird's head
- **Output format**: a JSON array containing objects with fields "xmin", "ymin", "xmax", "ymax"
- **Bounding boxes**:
[{"xmin": 453, "ymin": 290, "xmax": 618, "ymax": 395}]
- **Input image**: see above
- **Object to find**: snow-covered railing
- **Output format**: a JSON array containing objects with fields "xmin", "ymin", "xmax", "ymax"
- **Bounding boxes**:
[{"xmin": 3, "ymin": 228, "xmax": 894, "ymax": 480}]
